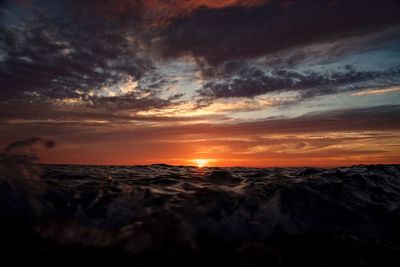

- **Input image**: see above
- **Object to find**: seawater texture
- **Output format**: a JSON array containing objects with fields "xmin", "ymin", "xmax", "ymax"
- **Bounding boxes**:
[{"xmin": 1, "ymin": 143, "xmax": 400, "ymax": 266}]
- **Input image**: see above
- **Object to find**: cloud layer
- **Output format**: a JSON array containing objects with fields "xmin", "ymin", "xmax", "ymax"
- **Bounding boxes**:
[{"xmin": 1, "ymin": 0, "xmax": 400, "ymax": 165}]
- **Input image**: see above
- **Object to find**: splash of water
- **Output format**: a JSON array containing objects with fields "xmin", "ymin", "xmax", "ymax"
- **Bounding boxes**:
[{"xmin": 0, "ymin": 138, "xmax": 55, "ymax": 222}]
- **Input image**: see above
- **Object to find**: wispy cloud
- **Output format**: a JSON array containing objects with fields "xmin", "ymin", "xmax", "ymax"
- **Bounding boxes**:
[{"xmin": 351, "ymin": 86, "xmax": 400, "ymax": 96}]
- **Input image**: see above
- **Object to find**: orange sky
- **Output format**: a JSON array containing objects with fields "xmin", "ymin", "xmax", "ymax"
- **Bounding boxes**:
[{"xmin": 33, "ymin": 122, "xmax": 400, "ymax": 167}]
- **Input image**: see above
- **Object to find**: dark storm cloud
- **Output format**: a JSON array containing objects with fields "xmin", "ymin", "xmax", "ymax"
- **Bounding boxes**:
[
  {"xmin": 160, "ymin": 0, "xmax": 400, "ymax": 66},
  {"xmin": 2, "ymin": 0, "xmax": 399, "ymax": 104},
  {"xmin": 0, "ymin": 0, "xmax": 164, "ymax": 107},
  {"xmin": 1, "ymin": 0, "xmax": 400, "ymax": 116},
  {"xmin": 196, "ymin": 65, "xmax": 400, "ymax": 101},
  {"xmin": 0, "ymin": 0, "xmax": 268, "ymax": 103},
  {"xmin": 0, "ymin": 32, "xmax": 145, "ymax": 99},
  {"xmin": 200, "ymin": 26, "xmax": 400, "ymax": 77}
]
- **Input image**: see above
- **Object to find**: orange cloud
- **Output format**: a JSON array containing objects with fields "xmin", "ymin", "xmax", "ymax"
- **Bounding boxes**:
[
  {"xmin": 86, "ymin": 0, "xmax": 270, "ymax": 27},
  {"xmin": 143, "ymin": 0, "xmax": 270, "ymax": 27}
]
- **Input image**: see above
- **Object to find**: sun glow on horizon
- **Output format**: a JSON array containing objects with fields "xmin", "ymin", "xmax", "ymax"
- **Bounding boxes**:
[{"xmin": 193, "ymin": 159, "xmax": 209, "ymax": 168}]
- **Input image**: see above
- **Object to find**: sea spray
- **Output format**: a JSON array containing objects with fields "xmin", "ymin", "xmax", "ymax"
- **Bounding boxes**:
[{"xmin": 0, "ymin": 138, "xmax": 55, "ymax": 222}]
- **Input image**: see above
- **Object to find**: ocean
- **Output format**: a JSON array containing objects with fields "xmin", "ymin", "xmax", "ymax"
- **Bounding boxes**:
[{"xmin": 1, "ymin": 161, "xmax": 400, "ymax": 266}]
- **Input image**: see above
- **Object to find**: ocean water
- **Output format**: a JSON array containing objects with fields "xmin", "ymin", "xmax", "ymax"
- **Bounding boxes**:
[
  {"xmin": 1, "ymin": 139, "xmax": 400, "ymax": 266},
  {"xmin": 2, "ymin": 159, "xmax": 400, "ymax": 266}
]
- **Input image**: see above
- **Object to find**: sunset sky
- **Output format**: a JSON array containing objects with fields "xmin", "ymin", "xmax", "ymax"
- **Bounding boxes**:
[{"xmin": 1, "ymin": 0, "xmax": 400, "ymax": 167}]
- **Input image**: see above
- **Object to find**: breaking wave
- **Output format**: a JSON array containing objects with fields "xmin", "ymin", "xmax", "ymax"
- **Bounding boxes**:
[{"xmin": 0, "ymin": 138, "xmax": 55, "ymax": 222}]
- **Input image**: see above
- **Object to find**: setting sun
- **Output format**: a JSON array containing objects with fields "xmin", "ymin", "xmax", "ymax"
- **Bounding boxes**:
[{"xmin": 194, "ymin": 159, "xmax": 208, "ymax": 168}]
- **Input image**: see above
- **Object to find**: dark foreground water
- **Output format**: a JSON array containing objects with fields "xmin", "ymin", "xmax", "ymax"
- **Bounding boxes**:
[{"xmin": 2, "ymin": 160, "xmax": 400, "ymax": 266}]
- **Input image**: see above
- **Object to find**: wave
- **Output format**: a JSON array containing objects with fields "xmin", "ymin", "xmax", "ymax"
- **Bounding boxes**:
[
  {"xmin": 0, "ymin": 138, "xmax": 55, "ymax": 222},
  {"xmin": 1, "ymin": 141, "xmax": 400, "ymax": 265}
]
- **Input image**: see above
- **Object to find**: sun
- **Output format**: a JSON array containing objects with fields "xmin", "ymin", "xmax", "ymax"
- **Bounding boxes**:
[{"xmin": 194, "ymin": 159, "xmax": 208, "ymax": 168}]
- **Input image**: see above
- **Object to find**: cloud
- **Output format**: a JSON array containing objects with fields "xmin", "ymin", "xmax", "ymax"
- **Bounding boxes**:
[
  {"xmin": 0, "ymin": 0, "xmax": 196, "ymax": 116},
  {"xmin": 0, "ymin": 0, "xmax": 158, "ymax": 101},
  {"xmin": 0, "ymin": 100, "xmax": 233, "ymax": 130},
  {"xmin": 142, "ymin": 0, "xmax": 269, "ymax": 27},
  {"xmin": 351, "ymin": 86, "xmax": 400, "ymax": 96},
  {"xmin": 159, "ymin": 0, "xmax": 400, "ymax": 65},
  {"xmin": 7, "ymin": 105, "xmax": 399, "ymax": 142},
  {"xmin": 2, "ymin": 0, "xmax": 400, "ymax": 109},
  {"xmin": 196, "ymin": 65, "xmax": 400, "ymax": 102},
  {"xmin": 59, "ymin": 0, "xmax": 268, "ymax": 28},
  {"xmin": 2, "ymin": 105, "xmax": 398, "ymax": 166}
]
